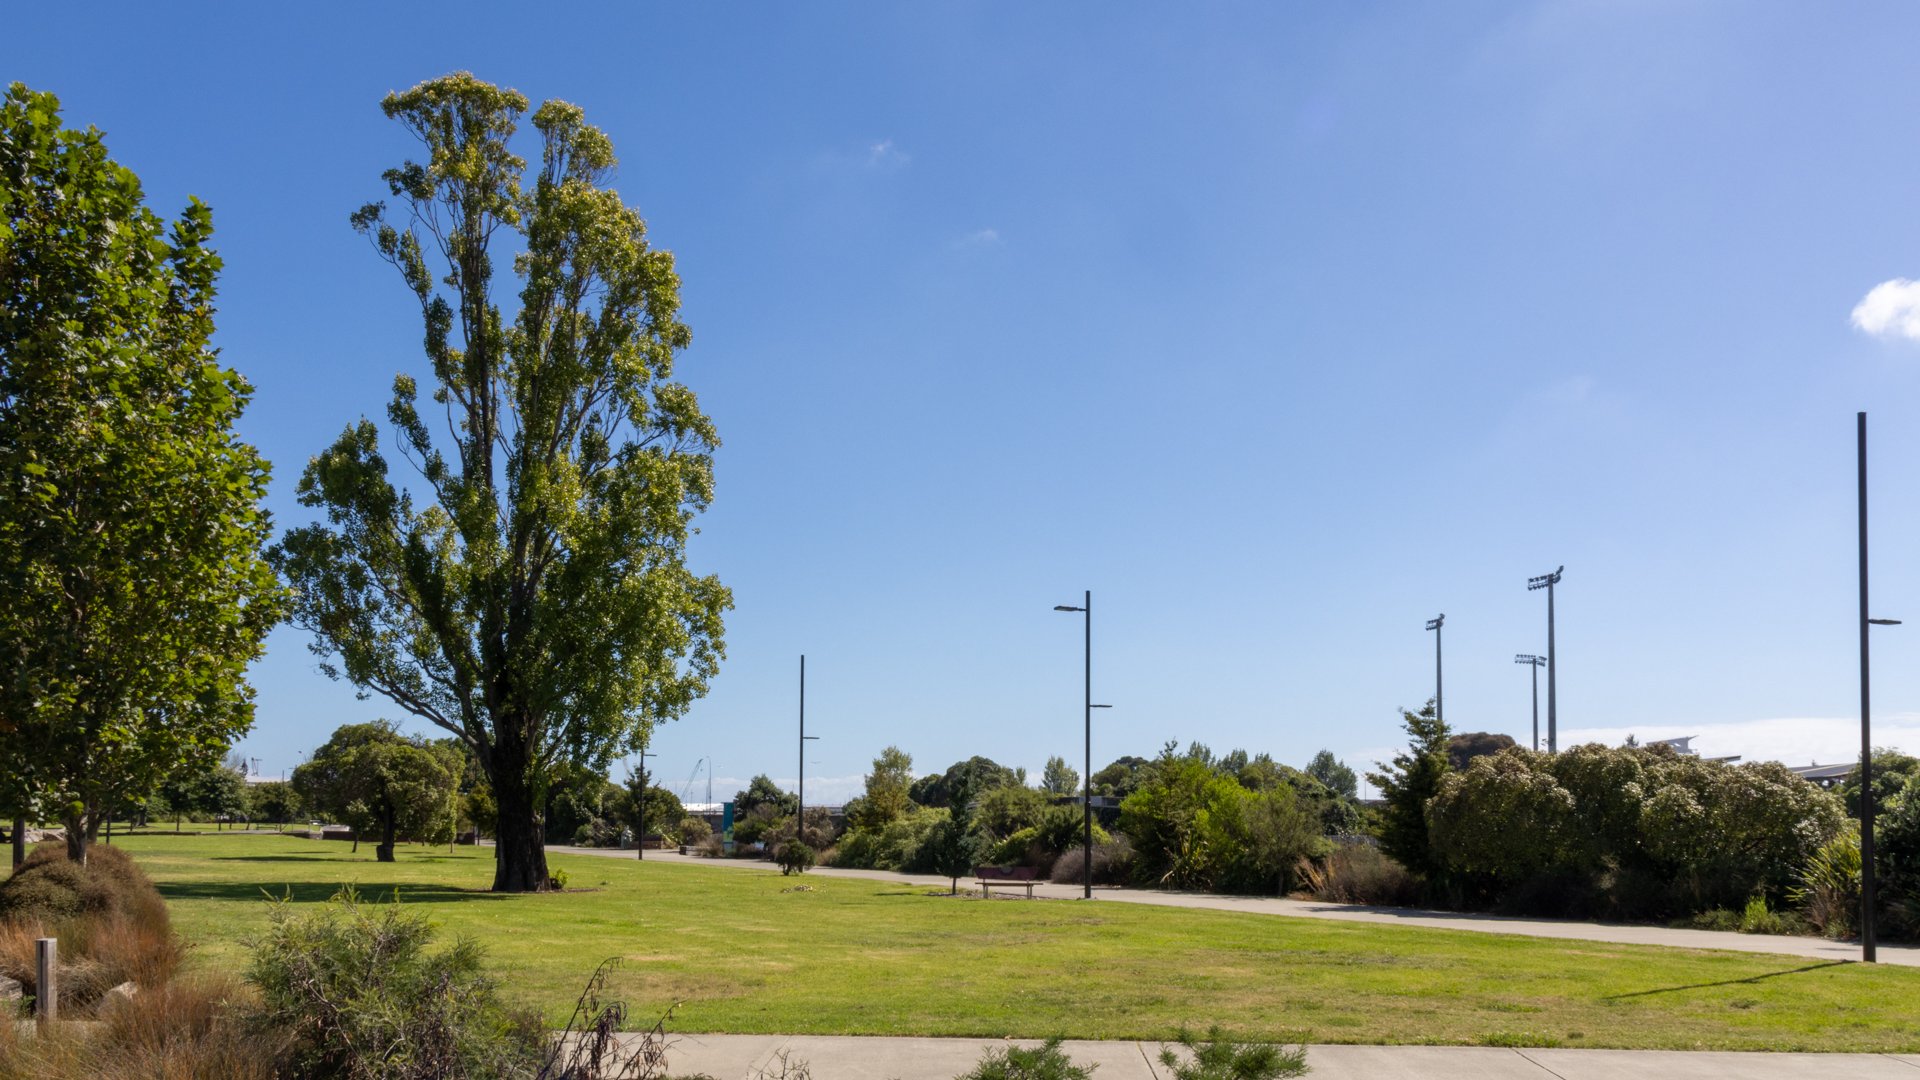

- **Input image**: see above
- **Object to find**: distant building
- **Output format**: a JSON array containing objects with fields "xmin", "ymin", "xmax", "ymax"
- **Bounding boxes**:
[{"xmin": 1787, "ymin": 762, "xmax": 1854, "ymax": 790}]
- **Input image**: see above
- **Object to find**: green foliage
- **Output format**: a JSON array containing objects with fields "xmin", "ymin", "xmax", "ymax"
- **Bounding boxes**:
[
  {"xmin": 1040, "ymin": 756, "xmax": 1080, "ymax": 797},
  {"xmin": 1157, "ymin": 1026, "xmax": 1309, "ymax": 1080},
  {"xmin": 1365, "ymin": 701, "xmax": 1451, "ymax": 879},
  {"xmin": 956, "ymin": 1037, "xmax": 1094, "ymax": 1080},
  {"xmin": 1841, "ymin": 749, "xmax": 1920, "ymax": 821},
  {"xmin": 924, "ymin": 803, "xmax": 985, "ymax": 893},
  {"xmin": 1881, "ymin": 774, "xmax": 1920, "ymax": 935},
  {"xmin": 1305, "ymin": 750, "xmax": 1358, "ymax": 800},
  {"xmin": 775, "ymin": 839, "xmax": 816, "ymax": 875},
  {"xmin": 248, "ymin": 781, "xmax": 305, "ymax": 827},
  {"xmin": 735, "ymin": 775, "xmax": 797, "ymax": 818},
  {"xmin": 293, "ymin": 723, "xmax": 458, "ymax": 861},
  {"xmin": 271, "ymin": 73, "xmax": 731, "ymax": 892},
  {"xmin": 0, "ymin": 841, "xmax": 168, "ymax": 928},
  {"xmin": 909, "ymin": 756, "xmax": 1020, "ymax": 808},
  {"xmin": 975, "ymin": 784, "xmax": 1048, "ymax": 839},
  {"xmin": 0, "ymin": 83, "xmax": 283, "ymax": 864},
  {"xmin": 829, "ymin": 805, "xmax": 949, "ymax": 871},
  {"xmin": 1120, "ymin": 752, "xmax": 1328, "ymax": 894},
  {"xmin": 678, "ymin": 815, "xmax": 713, "ymax": 843},
  {"xmin": 847, "ymin": 746, "xmax": 913, "ymax": 831},
  {"xmin": 1089, "ymin": 756, "xmax": 1151, "ymax": 800},
  {"xmin": 158, "ymin": 759, "xmax": 251, "ymax": 829},
  {"xmin": 1426, "ymin": 743, "xmax": 1846, "ymax": 917},
  {"xmin": 1790, "ymin": 828, "xmax": 1860, "ymax": 938},
  {"xmin": 246, "ymin": 888, "xmax": 543, "ymax": 1079}
]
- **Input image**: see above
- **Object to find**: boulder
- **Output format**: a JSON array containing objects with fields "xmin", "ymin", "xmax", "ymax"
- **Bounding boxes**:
[
  {"xmin": 0, "ymin": 974, "xmax": 21, "ymax": 1001},
  {"xmin": 99, "ymin": 980, "xmax": 138, "ymax": 1012}
]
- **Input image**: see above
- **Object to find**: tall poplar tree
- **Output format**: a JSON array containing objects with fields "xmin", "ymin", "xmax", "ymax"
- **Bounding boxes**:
[
  {"xmin": 274, "ymin": 74, "xmax": 730, "ymax": 892},
  {"xmin": 0, "ymin": 84, "xmax": 282, "ymax": 863}
]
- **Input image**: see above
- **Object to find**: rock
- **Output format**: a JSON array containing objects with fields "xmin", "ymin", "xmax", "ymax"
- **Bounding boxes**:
[
  {"xmin": 99, "ymin": 981, "xmax": 138, "ymax": 1012},
  {"xmin": 0, "ymin": 974, "xmax": 20, "ymax": 1000}
]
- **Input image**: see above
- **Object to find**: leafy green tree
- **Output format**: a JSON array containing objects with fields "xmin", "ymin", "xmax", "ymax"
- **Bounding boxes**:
[
  {"xmin": 157, "ymin": 757, "xmax": 250, "ymax": 832},
  {"xmin": 975, "ymin": 783, "xmax": 1048, "ymax": 839},
  {"xmin": 847, "ymin": 746, "xmax": 914, "ymax": 830},
  {"xmin": 273, "ymin": 74, "xmax": 730, "ymax": 892},
  {"xmin": 1305, "ymin": 750, "xmax": 1358, "ymax": 799},
  {"xmin": 1040, "ymin": 755, "xmax": 1079, "ymax": 797},
  {"xmin": 294, "ymin": 723, "xmax": 458, "ymax": 861},
  {"xmin": 1365, "ymin": 700, "xmax": 1451, "ymax": 879},
  {"xmin": 910, "ymin": 756, "xmax": 1020, "ymax": 808},
  {"xmin": 617, "ymin": 769, "xmax": 684, "ymax": 844},
  {"xmin": 734, "ymin": 774, "xmax": 796, "ymax": 817},
  {"xmin": 249, "ymin": 781, "xmax": 305, "ymax": 828},
  {"xmin": 1841, "ymin": 749, "xmax": 1920, "ymax": 822},
  {"xmin": 1090, "ymin": 755, "xmax": 1151, "ymax": 800},
  {"xmin": 0, "ymin": 84, "xmax": 283, "ymax": 865}
]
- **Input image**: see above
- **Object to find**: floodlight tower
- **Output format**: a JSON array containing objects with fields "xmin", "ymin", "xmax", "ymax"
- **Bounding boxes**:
[
  {"xmin": 1514, "ymin": 654, "xmax": 1546, "ymax": 751},
  {"xmin": 1425, "ymin": 615, "xmax": 1445, "ymax": 727},
  {"xmin": 1527, "ymin": 566, "xmax": 1564, "ymax": 752}
]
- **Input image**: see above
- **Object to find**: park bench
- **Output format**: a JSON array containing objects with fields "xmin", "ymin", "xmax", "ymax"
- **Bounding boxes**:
[{"xmin": 974, "ymin": 865, "xmax": 1041, "ymax": 898}]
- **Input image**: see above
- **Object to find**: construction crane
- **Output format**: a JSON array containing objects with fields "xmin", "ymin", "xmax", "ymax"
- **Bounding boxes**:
[{"xmin": 677, "ymin": 757, "xmax": 709, "ymax": 804}]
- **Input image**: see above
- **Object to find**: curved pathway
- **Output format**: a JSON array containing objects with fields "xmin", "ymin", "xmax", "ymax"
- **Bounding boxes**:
[{"xmin": 546, "ymin": 844, "xmax": 1920, "ymax": 967}]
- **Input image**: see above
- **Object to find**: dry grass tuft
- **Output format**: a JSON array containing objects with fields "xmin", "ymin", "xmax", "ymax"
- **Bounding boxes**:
[{"xmin": 0, "ymin": 972, "xmax": 283, "ymax": 1080}]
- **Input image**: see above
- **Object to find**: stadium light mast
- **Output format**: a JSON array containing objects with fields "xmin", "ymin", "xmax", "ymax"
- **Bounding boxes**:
[
  {"xmin": 1527, "ymin": 566, "xmax": 1564, "ymax": 752},
  {"xmin": 1425, "ymin": 615, "xmax": 1445, "ymax": 727},
  {"xmin": 1514, "ymin": 655, "xmax": 1546, "ymax": 751}
]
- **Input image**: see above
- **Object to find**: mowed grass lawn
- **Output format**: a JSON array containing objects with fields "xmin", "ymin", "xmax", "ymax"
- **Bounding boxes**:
[{"xmin": 111, "ymin": 831, "xmax": 1919, "ymax": 1051}]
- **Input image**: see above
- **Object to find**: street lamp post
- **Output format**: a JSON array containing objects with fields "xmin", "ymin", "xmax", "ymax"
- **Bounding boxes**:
[
  {"xmin": 1055, "ymin": 592, "xmax": 1112, "ymax": 899},
  {"xmin": 1426, "ymin": 615, "xmax": 1445, "ymax": 726},
  {"xmin": 635, "ymin": 748, "xmax": 656, "ymax": 860},
  {"xmin": 1527, "ymin": 566, "xmax": 1564, "ymax": 752},
  {"xmin": 799, "ymin": 655, "xmax": 819, "ymax": 847},
  {"xmin": 1514, "ymin": 654, "xmax": 1545, "ymax": 751},
  {"xmin": 1858, "ymin": 411, "xmax": 1901, "ymax": 963}
]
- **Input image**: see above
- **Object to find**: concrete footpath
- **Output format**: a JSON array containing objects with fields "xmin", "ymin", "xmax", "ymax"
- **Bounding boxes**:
[
  {"xmin": 648, "ymin": 1033, "xmax": 1920, "ymax": 1080},
  {"xmin": 550, "ymin": 846, "xmax": 1920, "ymax": 968}
]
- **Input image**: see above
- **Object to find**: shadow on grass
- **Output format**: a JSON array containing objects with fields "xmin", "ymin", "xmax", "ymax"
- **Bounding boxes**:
[
  {"xmin": 1603, "ymin": 960, "xmax": 1849, "ymax": 1000},
  {"xmin": 157, "ymin": 881, "xmax": 511, "ymax": 905}
]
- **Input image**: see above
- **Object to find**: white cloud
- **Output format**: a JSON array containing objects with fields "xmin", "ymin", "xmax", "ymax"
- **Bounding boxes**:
[
  {"xmin": 952, "ymin": 228, "xmax": 1001, "ymax": 250},
  {"xmin": 867, "ymin": 139, "xmax": 909, "ymax": 169},
  {"xmin": 1851, "ymin": 279, "xmax": 1920, "ymax": 342}
]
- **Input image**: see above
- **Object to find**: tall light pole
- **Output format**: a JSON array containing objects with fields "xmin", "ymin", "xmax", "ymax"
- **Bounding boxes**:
[
  {"xmin": 1858, "ymin": 411, "xmax": 1901, "ymax": 963},
  {"xmin": 1514, "ymin": 654, "xmax": 1545, "ymax": 751},
  {"xmin": 798, "ymin": 655, "xmax": 819, "ymax": 847},
  {"xmin": 1425, "ymin": 615, "xmax": 1445, "ymax": 726},
  {"xmin": 1528, "ymin": 566, "xmax": 1564, "ymax": 752},
  {"xmin": 635, "ymin": 748, "xmax": 656, "ymax": 860},
  {"xmin": 1055, "ymin": 592, "xmax": 1112, "ymax": 899}
]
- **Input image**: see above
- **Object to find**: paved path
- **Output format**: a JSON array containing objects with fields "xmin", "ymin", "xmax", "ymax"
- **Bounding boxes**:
[
  {"xmin": 549, "ymin": 846, "xmax": 1920, "ymax": 968},
  {"xmin": 645, "ymin": 1033, "xmax": 1920, "ymax": 1080}
]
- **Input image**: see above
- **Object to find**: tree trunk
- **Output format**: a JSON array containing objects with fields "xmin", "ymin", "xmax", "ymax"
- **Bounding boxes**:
[
  {"xmin": 490, "ymin": 764, "xmax": 549, "ymax": 892},
  {"xmin": 11, "ymin": 817, "xmax": 24, "ymax": 869},
  {"xmin": 63, "ymin": 808, "xmax": 89, "ymax": 865},
  {"xmin": 377, "ymin": 812, "xmax": 397, "ymax": 863}
]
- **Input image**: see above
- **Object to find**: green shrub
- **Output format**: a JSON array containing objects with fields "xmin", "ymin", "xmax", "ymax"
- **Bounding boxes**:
[
  {"xmin": 247, "ymin": 888, "xmax": 543, "ymax": 1080},
  {"xmin": 956, "ymin": 1037, "xmax": 1093, "ymax": 1080},
  {"xmin": 775, "ymin": 840, "xmax": 816, "ymax": 876},
  {"xmin": 679, "ymin": 816, "xmax": 714, "ymax": 844},
  {"xmin": 1789, "ymin": 830, "xmax": 1859, "ymax": 939},
  {"xmin": 1157, "ymin": 1026, "xmax": 1308, "ymax": 1080},
  {"xmin": 0, "ymin": 842, "xmax": 168, "ymax": 929},
  {"xmin": 830, "ymin": 806, "xmax": 948, "ymax": 871},
  {"xmin": 1298, "ymin": 842, "xmax": 1420, "ymax": 907}
]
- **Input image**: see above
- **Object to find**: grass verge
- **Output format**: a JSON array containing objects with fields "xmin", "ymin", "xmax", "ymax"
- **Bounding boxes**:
[{"xmin": 101, "ymin": 832, "xmax": 1920, "ymax": 1051}]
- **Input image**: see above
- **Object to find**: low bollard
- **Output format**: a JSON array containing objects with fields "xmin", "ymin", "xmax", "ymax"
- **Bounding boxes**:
[{"xmin": 35, "ymin": 937, "xmax": 55, "ymax": 1021}]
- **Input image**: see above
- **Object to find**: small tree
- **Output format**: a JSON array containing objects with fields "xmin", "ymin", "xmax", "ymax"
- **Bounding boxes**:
[
  {"xmin": 249, "ymin": 781, "xmax": 305, "ymax": 829},
  {"xmin": 294, "ymin": 723, "xmax": 458, "ymax": 861},
  {"xmin": 1305, "ymin": 750, "xmax": 1358, "ymax": 799},
  {"xmin": 1040, "ymin": 755, "xmax": 1080, "ymax": 797},
  {"xmin": 1366, "ymin": 700, "xmax": 1451, "ymax": 879},
  {"xmin": 847, "ymin": 746, "xmax": 914, "ymax": 830},
  {"xmin": 157, "ymin": 757, "xmax": 249, "ymax": 833}
]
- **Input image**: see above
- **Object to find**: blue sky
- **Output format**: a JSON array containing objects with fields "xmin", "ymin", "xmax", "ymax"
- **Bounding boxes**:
[{"xmin": 10, "ymin": 3, "xmax": 1920, "ymax": 801}]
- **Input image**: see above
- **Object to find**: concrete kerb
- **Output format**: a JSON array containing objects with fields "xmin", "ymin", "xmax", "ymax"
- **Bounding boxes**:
[
  {"xmin": 546, "ymin": 845, "xmax": 1920, "ymax": 969},
  {"xmin": 636, "ymin": 1034, "xmax": 1920, "ymax": 1080}
]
